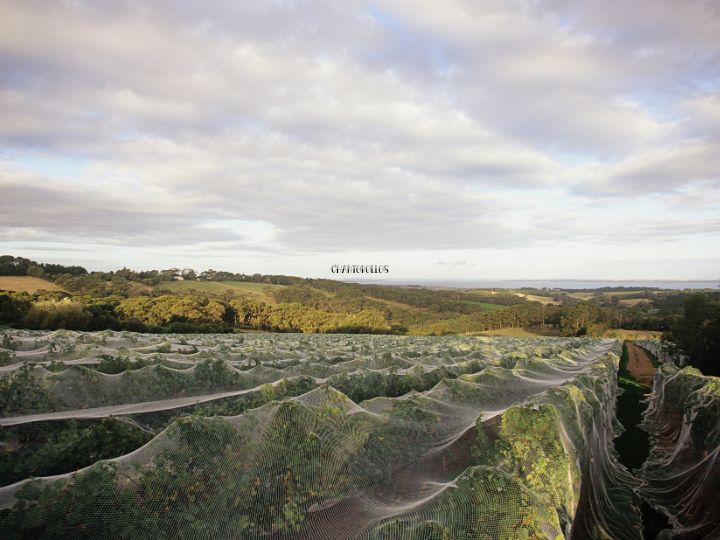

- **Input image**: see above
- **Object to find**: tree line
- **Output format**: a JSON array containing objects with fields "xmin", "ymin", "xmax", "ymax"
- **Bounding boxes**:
[
  {"xmin": 2, "ymin": 255, "xmax": 717, "ymax": 342},
  {"xmin": 0, "ymin": 289, "xmax": 616, "ymax": 337},
  {"xmin": 0, "ymin": 292, "xmax": 397, "ymax": 335},
  {"xmin": 663, "ymin": 293, "xmax": 720, "ymax": 376}
]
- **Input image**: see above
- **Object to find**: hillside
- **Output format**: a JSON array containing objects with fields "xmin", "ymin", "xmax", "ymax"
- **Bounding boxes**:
[
  {"xmin": 3, "ymin": 254, "xmax": 719, "ymax": 338},
  {"xmin": 0, "ymin": 276, "xmax": 65, "ymax": 293},
  {"xmin": 156, "ymin": 280, "xmax": 283, "ymax": 305}
]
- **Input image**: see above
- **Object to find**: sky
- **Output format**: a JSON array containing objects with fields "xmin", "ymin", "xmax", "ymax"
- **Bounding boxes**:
[{"xmin": 1, "ymin": 0, "xmax": 719, "ymax": 281}]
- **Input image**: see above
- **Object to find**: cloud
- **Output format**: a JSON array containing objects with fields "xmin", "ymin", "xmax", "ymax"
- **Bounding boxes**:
[
  {"xmin": 436, "ymin": 260, "xmax": 476, "ymax": 266},
  {"xmin": 0, "ymin": 0, "xmax": 718, "ymax": 276}
]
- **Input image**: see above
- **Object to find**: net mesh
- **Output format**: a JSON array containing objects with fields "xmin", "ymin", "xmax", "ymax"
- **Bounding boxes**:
[
  {"xmin": 640, "ymin": 362, "xmax": 720, "ymax": 539},
  {"xmin": 0, "ymin": 329, "xmax": 716, "ymax": 538}
]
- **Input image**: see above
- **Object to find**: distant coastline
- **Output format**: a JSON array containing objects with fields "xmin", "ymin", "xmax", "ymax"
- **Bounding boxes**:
[{"xmin": 347, "ymin": 279, "xmax": 720, "ymax": 290}]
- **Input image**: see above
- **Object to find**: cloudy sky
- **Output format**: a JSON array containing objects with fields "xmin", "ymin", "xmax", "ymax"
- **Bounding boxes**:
[{"xmin": 1, "ymin": 0, "xmax": 719, "ymax": 280}]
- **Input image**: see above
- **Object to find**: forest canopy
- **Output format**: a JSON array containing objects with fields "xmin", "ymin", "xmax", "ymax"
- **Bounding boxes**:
[{"xmin": 1, "ymin": 256, "xmax": 718, "ymax": 354}]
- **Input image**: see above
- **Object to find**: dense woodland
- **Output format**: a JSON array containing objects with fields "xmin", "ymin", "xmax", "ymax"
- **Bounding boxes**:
[
  {"xmin": 663, "ymin": 293, "xmax": 720, "ymax": 376},
  {"xmin": 1, "ymin": 255, "xmax": 719, "ymax": 373}
]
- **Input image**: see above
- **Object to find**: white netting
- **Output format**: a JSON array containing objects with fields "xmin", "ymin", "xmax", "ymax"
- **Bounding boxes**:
[
  {"xmin": 640, "ymin": 361, "xmax": 720, "ymax": 539},
  {"xmin": 0, "ymin": 330, "xmax": 689, "ymax": 538}
]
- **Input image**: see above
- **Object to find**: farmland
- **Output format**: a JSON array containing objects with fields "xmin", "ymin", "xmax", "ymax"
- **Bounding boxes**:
[
  {"xmin": 0, "ymin": 276, "xmax": 65, "ymax": 294},
  {"xmin": 4, "ymin": 255, "xmax": 720, "ymax": 339},
  {"xmin": 1, "ymin": 329, "xmax": 717, "ymax": 538},
  {"xmin": 157, "ymin": 280, "xmax": 284, "ymax": 305}
]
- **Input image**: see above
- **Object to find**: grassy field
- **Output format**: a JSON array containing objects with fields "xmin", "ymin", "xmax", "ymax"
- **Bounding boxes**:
[
  {"xmin": 566, "ymin": 291, "xmax": 596, "ymax": 301},
  {"xmin": 513, "ymin": 292, "xmax": 560, "ymax": 305},
  {"xmin": 470, "ymin": 327, "xmax": 561, "ymax": 337},
  {"xmin": 366, "ymin": 296, "xmax": 432, "ymax": 313},
  {"xmin": 465, "ymin": 289, "xmax": 549, "ymax": 306},
  {"xmin": 156, "ymin": 280, "xmax": 284, "ymax": 305},
  {"xmin": 0, "ymin": 276, "xmax": 65, "ymax": 293},
  {"xmin": 474, "ymin": 302, "xmax": 508, "ymax": 311},
  {"xmin": 604, "ymin": 329, "xmax": 662, "ymax": 340},
  {"xmin": 605, "ymin": 290, "xmax": 659, "ymax": 297},
  {"xmin": 617, "ymin": 298, "xmax": 650, "ymax": 306},
  {"xmin": 370, "ymin": 296, "xmax": 507, "ymax": 314}
]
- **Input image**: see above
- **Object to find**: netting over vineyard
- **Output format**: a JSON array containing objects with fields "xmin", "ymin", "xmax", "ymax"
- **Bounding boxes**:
[
  {"xmin": 0, "ymin": 330, "xmax": 716, "ymax": 538},
  {"xmin": 640, "ymin": 363, "xmax": 720, "ymax": 539}
]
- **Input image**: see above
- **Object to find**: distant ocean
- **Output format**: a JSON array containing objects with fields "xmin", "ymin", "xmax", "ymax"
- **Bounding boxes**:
[{"xmin": 349, "ymin": 279, "xmax": 720, "ymax": 290}]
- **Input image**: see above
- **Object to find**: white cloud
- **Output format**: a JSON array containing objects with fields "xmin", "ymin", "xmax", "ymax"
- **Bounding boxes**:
[{"xmin": 0, "ymin": 0, "xmax": 718, "ymax": 277}]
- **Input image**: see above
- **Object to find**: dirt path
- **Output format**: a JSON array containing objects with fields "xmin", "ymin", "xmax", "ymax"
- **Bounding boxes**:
[
  {"xmin": 615, "ymin": 341, "xmax": 671, "ymax": 538},
  {"xmin": 625, "ymin": 341, "xmax": 657, "ymax": 387}
]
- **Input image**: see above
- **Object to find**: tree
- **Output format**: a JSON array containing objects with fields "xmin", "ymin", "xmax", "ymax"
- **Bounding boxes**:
[
  {"xmin": 26, "ymin": 264, "xmax": 47, "ymax": 278},
  {"xmin": 0, "ymin": 292, "xmax": 32, "ymax": 326},
  {"xmin": 0, "ymin": 255, "xmax": 32, "ymax": 275},
  {"xmin": 560, "ymin": 302, "xmax": 608, "ymax": 336},
  {"xmin": 665, "ymin": 293, "xmax": 720, "ymax": 376},
  {"xmin": 23, "ymin": 298, "xmax": 91, "ymax": 330},
  {"xmin": 181, "ymin": 268, "xmax": 197, "ymax": 280}
]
